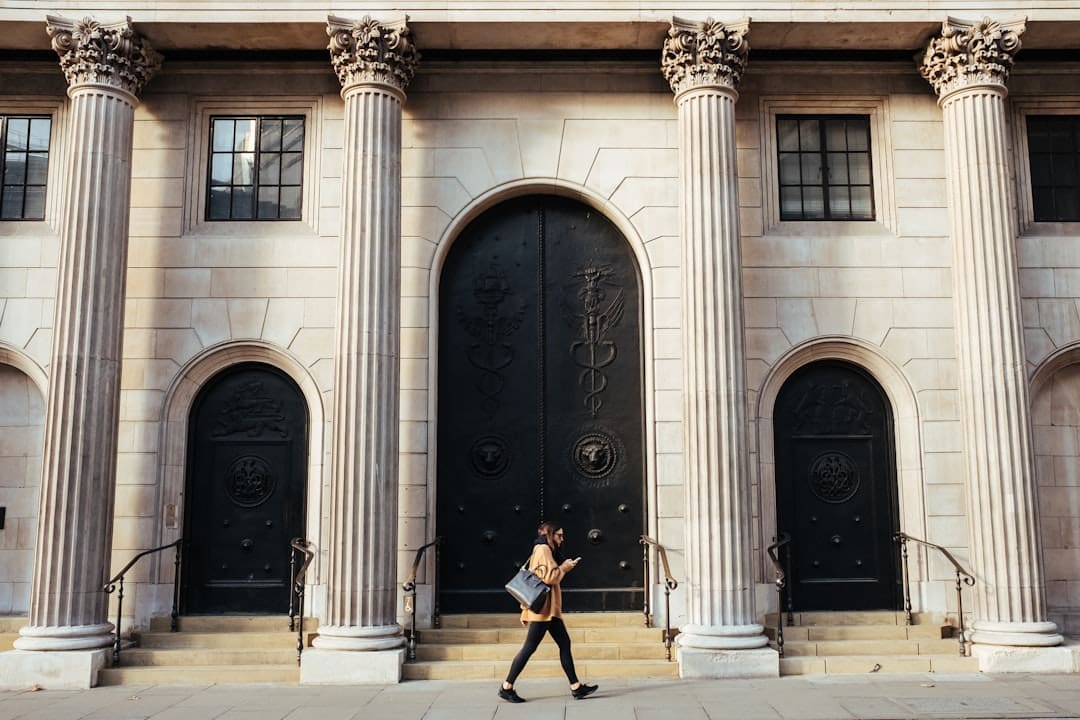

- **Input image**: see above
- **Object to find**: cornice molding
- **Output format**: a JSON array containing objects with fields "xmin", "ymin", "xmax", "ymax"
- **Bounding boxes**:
[
  {"xmin": 45, "ymin": 15, "xmax": 161, "ymax": 98},
  {"xmin": 920, "ymin": 16, "xmax": 1026, "ymax": 97},
  {"xmin": 661, "ymin": 16, "xmax": 750, "ymax": 96},
  {"xmin": 326, "ymin": 15, "xmax": 420, "ymax": 95}
]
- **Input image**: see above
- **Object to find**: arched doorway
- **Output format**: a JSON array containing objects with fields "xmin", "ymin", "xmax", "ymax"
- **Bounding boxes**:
[
  {"xmin": 437, "ymin": 194, "xmax": 646, "ymax": 612},
  {"xmin": 182, "ymin": 363, "xmax": 308, "ymax": 614},
  {"xmin": 774, "ymin": 360, "xmax": 900, "ymax": 611}
]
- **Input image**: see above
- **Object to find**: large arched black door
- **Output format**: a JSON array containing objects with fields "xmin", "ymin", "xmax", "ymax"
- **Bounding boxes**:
[
  {"xmin": 183, "ymin": 363, "xmax": 308, "ymax": 614},
  {"xmin": 774, "ymin": 360, "xmax": 900, "ymax": 611},
  {"xmin": 437, "ymin": 195, "xmax": 645, "ymax": 612}
]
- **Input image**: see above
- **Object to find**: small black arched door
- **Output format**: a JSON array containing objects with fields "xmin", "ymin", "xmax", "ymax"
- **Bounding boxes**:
[
  {"xmin": 182, "ymin": 363, "xmax": 308, "ymax": 614},
  {"xmin": 774, "ymin": 360, "xmax": 900, "ymax": 611},
  {"xmin": 437, "ymin": 195, "xmax": 646, "ymax": 612}
]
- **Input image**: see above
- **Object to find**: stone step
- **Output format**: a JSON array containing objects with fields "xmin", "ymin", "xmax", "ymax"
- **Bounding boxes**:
[
  {"xmin": 149, "ymin": 615, "xmax": 317, "ymax": 633},
  {"xmin": 415, "ymin": 641, "xmax": 668, "ymax": 662},
  {"xmin": 136, "ymin": 631, "xmax": 317, "ymax": 649},
  {"xmin": 439, "ymin": 612, "xmax": 646, "ymax": 629},
  {"xmin": 420, "ymin": 626, "xmax": 667, "ymax": 645},
  {"xmin": 770, "ymin": 624, "xmax": 949, "ymax": 642},
  {"xmin": 790, "ymin": 611, "xmax": 907, "ymax": 626},
  {"xmin": 781, "ymin": 638, "xmax": 963, "ymax": 657},
  {"xmin": 403, "ymin": 658, "xmax": 679, "ymax": 681},
  {"xmin": 116, "ymin": 647, "xmax": 298, "ymax": 667},
  {"xmin": 780, "ymin": 653, "xmax": 979, "ymax": 676},
  {"xmin": 97, "ymin": 664, "xmax": 300, "ymax": 686},
  {"xmin": 0, "ymin": 616, "xmax": 25, "ymax": 633},
  {"xmin": 0, "ymin": 632, "xmax": 18, "ymax": 650}
]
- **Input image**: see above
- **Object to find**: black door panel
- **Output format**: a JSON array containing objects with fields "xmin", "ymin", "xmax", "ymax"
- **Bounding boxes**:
[{"xmin": 438, "ymin": 196, "xmax": 645, "ymax": 612}]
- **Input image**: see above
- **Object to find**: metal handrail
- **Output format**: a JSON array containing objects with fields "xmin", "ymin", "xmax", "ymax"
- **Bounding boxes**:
[
  {"xmin": 640, "ymin": 535, "xmax": 678, "ymax": 662},
  {"xmin": 103, "ymin": 538, "xmax": 183, "ymax": 667},
  {"xmin": 402, "ymin": 536, "xmax": 442, "ymax": 662},
  {"xmin": 765, "ymin": 532, "xmax": 792, "ymax": 658},
  {"xmin": 288, "ymin": 538, "xmax": 315, "ymax": 665},
  {"xmin": 894, "ymin": 531, "xmax": 975, "ymax": 656}
]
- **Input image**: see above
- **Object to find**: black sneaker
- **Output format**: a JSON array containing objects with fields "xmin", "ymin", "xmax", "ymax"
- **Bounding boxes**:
[
  {"xmin": 572, "ymin": 683, "xmax": 598, "ymax": 700},
  {"xmin": 498, "ymin": 687, "xmax": 526, "ymax": 703}
]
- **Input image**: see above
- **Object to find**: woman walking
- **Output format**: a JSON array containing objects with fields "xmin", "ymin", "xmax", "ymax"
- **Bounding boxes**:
[{"xmin": 498, "ymin": 522, "xmax": 598, "ymax": 703}]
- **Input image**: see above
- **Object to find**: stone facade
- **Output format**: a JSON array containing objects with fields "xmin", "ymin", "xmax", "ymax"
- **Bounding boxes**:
[{"xmin": 1, "ymin": 2, "xmax": 1080, "ymax": 686}]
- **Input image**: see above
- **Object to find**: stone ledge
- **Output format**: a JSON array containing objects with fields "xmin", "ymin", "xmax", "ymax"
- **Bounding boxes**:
[
  {"xmin": 0, "ymin": 649, "xmax": 108, "ymax": 690},
  {"xmin": 677, "ymin": 646, "xmax": 779, "ymax": 678},
  {"xmin": 299, "ymin": 647, "xmax": 404, "ymax": 684}
]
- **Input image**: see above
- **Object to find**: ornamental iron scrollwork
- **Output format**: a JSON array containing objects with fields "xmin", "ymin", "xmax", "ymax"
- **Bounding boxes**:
[
  {"xmin": 327, "ymin": 14, "xmax": 420, "ymax": 93},
  {"xmin": 564, "ymin": 262, "xmax": 624, "ymax": 418},
  {"xmin": 456, "ymin": 261, "xmax": 525, "ymax": 418},
  {"xmin": 789, "ymin": 378, "xmax": 874, "ymax": 436},
  {"xmin": 225, "ymin": 455, "xmax": 275, "ymax": 508},
  {"xmin": 920, "ymin": 16, "xmax": 1026, "ymax": 98},
  {"xmin": 662, "ymin": 16, "xmax": 751, "ymax": 96},
  {"xmin": 46, "ymin": 15, "xmax": 162, "ymax": 97},
  {"xmin": 212, "ymin": 381, "xmax": 289, "ymax": 438},
  {"xmin": 808, "ymin": 452, "xmax": 860, "ymax": 504}
]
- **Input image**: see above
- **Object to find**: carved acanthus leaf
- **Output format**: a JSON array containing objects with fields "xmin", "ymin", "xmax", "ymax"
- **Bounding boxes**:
[
  {"xmin": 327, "ymin": 15, "xmax": 420, "ymax": 93},
  {"xmin": 920, "ymin": 16, "xmax": 1026, "ymax": 97},
  {"xmin": 662, "ymin": 16, "xmax": 750, "ymax": 96},
  {"xmin": 45, "ymin": 15, "xmax": 161, "ymax": 97}
]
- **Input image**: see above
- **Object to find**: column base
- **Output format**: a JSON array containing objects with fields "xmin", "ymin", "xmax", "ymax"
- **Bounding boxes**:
[
  {"xmin": 972, "ymin": 641, "xmax": 1080, "ymax": 673},
  {"xmin": 677, "ymin": 646, "xmax": 779, "ymax": 678},
  {"xmin": 677, "ymin": 623, "xmax": 769, "ymax": 650},
  {"xmin": 0, "ymin": 648, "xmax": 108, "ymax": 690},
  {"xmin": 300, "ymin": 647, "xmax": 404, "ymax": 684},
  {"xmin": 970, "ymin": 620, "xmax": 1063, "ymax": 648},
  {"xmin": 13, "ymin": 623, "xmax": 113, "ymax": 651}
]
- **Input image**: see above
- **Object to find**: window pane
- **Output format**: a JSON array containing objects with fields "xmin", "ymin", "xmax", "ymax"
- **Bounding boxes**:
[
  {"xmin": 825, "ymin": 120, "xmax": 847, "ymax": 151},
  {"xmin": 212, "ymin": 119, "xmax": 234, "ymax": 152},
  {"xmin": 23, "ymin": 186, "xmax": 45, "ymax": 219},
  {"xmin": 1051, "ymin": 127, "xmax": 1075, "ymax": 153},
  {"xmin": 279, "ymin": 186, "xmax": 301, "ymax": 218},
  {"xmin": 281, "ymin": 152, "xmax": 302, "ymax": 185},
  {"xmin": 1030, "ymin": 154, "xmax": 1053, "ymax": 185},
  {"xmin": 850, "ymin": 186, "xmax": 873, "ymax": 219},
  {"xmin": 800, "ymin": 153, "xmax": 822, "ymax": 184},
  {"xmin": 27, "ymin": 152, "xmax": 48, "ymax": 185},
  {"xmin": 778, "ymin": 118, "xmax": 800, "ymax": 152},
  {"xmin": 826, "ymin": 152, "xmax": 849, "ymax": 185},
  {"xmin": 799, "ymin": 119, "xmax": 820, "ymax": 150},
  {"xmin": 260, "ymin": 119, "xmax": 282, "ymax": 152},
  {"xmin": 780, "ymin": 186, "xmax": 802, "ymax": 219},
  {"xmin": 846, "ymin": 121, "xmax": 869, "ymax": 151},
  {"xmin": 1054, "ymin": 155, "xmax": 1077, "ymax": 186},
  {"xmin": 3, "ymin": 152, "xmax": 25, "ymax": 184},
  {"xmin": 259, "ymin": 154, "xmax": 280, "ymax": 185},
  {"xmin": 231, "ymin": 186, "xmax": 254, "ymax": 219},
  {"xmin": 828, "ymin": 186, "xmax": 851, "ymax": 218},
  {"xmin": 257, "ymin": 186, "xmax": 279, "ymax": 218},
  {"xmin": 233, "ymin": 153, "xmax": 255, "ymax": 185},
  {"xmin": 28, "ymin": 119, "xmax": 50, "ymax": 151},
  {"xmin": 233, "ymin": 119, "xmax": 256, "ymax": 152},
  {"xmin": 802, "ymin": 186, "xmax": 824, "ymax": 219},
  {"xmin": 849, "ymin": 153, "xmax": 871, "ymax": 185},
  {"xmin": 5, "ymin": 119, "xmax": 28, "ymax": 151},
  {"xmin": 208, "ymin": 187, "xmax": 231, "ymax": 219},
  {"xmin": 1055, "ymin": 187, "xmax": 1080, "ymax": 220},
  {"xmin": 210, "ymin": 154, "xmax": 233, "ymax": 185},
  {"xmin": 778, "ymin": 152, "xmax": 801, "ymax": 184},
  {"xmin": 282, "ymin": 119, "xmax": 304, "ymax": 152},
  {"xmin": 1, "ymin": 187, "xmax": 23, "ymax": 218}
]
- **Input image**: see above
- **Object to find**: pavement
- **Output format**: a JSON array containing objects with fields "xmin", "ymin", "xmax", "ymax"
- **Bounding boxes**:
[{"xmin": 3, "ymin": 674, "xmax": 1080, "ymax": 720}]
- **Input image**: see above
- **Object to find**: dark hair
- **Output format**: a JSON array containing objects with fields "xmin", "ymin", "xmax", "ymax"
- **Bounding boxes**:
[{"xmin": 537, "ymin": 521, "xmax": 560, "ymax": 539}]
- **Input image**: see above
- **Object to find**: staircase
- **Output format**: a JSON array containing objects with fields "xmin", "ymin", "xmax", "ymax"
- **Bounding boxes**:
[
  {"xmin": 404, "ymin": 612, "xmax": 679, "ymax": 680},
  {"xmin": 0, "ymin": 616, "xmax": 24, "ymax": 650},
  {"xmin": 97, "ymin": 615, "xmax": 314, "ymax": 686},
  {"xmin": 767, "ymin": 611, "xmax": 979, "ymax": 675}
]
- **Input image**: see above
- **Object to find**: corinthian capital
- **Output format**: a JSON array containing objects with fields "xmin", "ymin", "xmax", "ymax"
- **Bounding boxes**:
[
  {"xmin": 662, "ymin": 16, "xmax": 750, "ymax": 96},
  {"xmin": 920, "ymin": 16, "xmax": 1026, "ymax": 97},
  {"xmin": 45, "ymin": 15, "xmax": 161, "ymax": 98},
  {"xmin": 327, "ymin": 15, "xmax": 420, "ymax": 94}
]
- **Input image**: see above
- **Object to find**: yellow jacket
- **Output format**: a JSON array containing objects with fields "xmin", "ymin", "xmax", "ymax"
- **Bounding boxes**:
[{"xmin": 520, "ymin": 542, "xmax": 576, "ymax": 622}]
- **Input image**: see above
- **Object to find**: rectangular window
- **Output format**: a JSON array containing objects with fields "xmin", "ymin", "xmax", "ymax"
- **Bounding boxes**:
[
  {"xmin": 1, "ymin": 115, "xmax": 51, "ymax": 220},
  {"xmin": 1027, "ymin": 115, "xmax": 1080, "ymax": 222},
  {"xmin": 777, "ymin": 115, "xmax": 874, "ymax": 221},
  {"xmin": 207, "ymin": 116, "xmax": 304, "ymax": 221}
]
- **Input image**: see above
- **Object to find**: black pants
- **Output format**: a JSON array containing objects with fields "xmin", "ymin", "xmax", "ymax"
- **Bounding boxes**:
[{"xmin": 505, "ymin": 617, "xmax": 578, "ymax": 685}]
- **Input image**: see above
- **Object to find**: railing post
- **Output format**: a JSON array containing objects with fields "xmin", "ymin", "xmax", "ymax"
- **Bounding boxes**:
[
  {"xmin": 112, "ymin": 576, "xmax": 124, "ymax": 666},
  {"xmin": 288, "ymin": 544, "xmax": 297, "ymax": 633},
  {"xmin": 171, "ymin": 540, "xmax": 181, "ymax": 633},
  {"xmin": 433, "ymin": 540, "xmax": 442, "ymax": 629},
  {"xmin": 897, "ymin": 534, "xmax": 913, "ymax": 626},
  {"xmin": 642, "ymin": 538, "xmax": 651, "ymax": 628},
  {"xmin": 783, "ymin": 543, "xmax": 794, "ymax": 626}
]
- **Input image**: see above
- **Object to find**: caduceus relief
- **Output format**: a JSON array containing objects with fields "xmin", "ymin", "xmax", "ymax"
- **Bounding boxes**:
[
  {"xmin": 456, "ymin": 262, "xmax": 524, "ymax": 417},
  {"xmin": 565, "ymin": 263, "xmax": 624, "ymax": 418}
]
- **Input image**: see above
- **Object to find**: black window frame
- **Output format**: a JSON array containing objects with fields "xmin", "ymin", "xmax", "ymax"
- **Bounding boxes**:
[
  {"xmin": 776, "ymin": 114, "xmax": 875, "ymax": 222},
  {"xmin": 206, "ymin": 115, "xmax": 305, "ymax": 222},
  {"xmin": 1027, "ymin": 115, "xmax": 1080, "ymax": 222},
  {"xmin": 1, "ymin": 114, "xmax": 52, "ymax": 221}
]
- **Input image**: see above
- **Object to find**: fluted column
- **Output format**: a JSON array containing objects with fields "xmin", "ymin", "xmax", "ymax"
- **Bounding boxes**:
[
  {"xmin": 303, "ymin": 15, "xmax": 418, "ymax": 684},
  {"xmin": 13, "ymin": 16, "xmax": 159, "ymax": 656},
  {"xmin": 920, "ymin": 17, "xmax": 1061, "ymax": 650},
  {"xmin": 662, "ymin": 17, "xmax": 772, "ymax": 677}
]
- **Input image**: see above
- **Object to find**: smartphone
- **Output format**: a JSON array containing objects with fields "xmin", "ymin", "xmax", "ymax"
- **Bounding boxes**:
[{"xmin": 573, "ymin": 556, "xmax": 582, "ymax": 563}]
